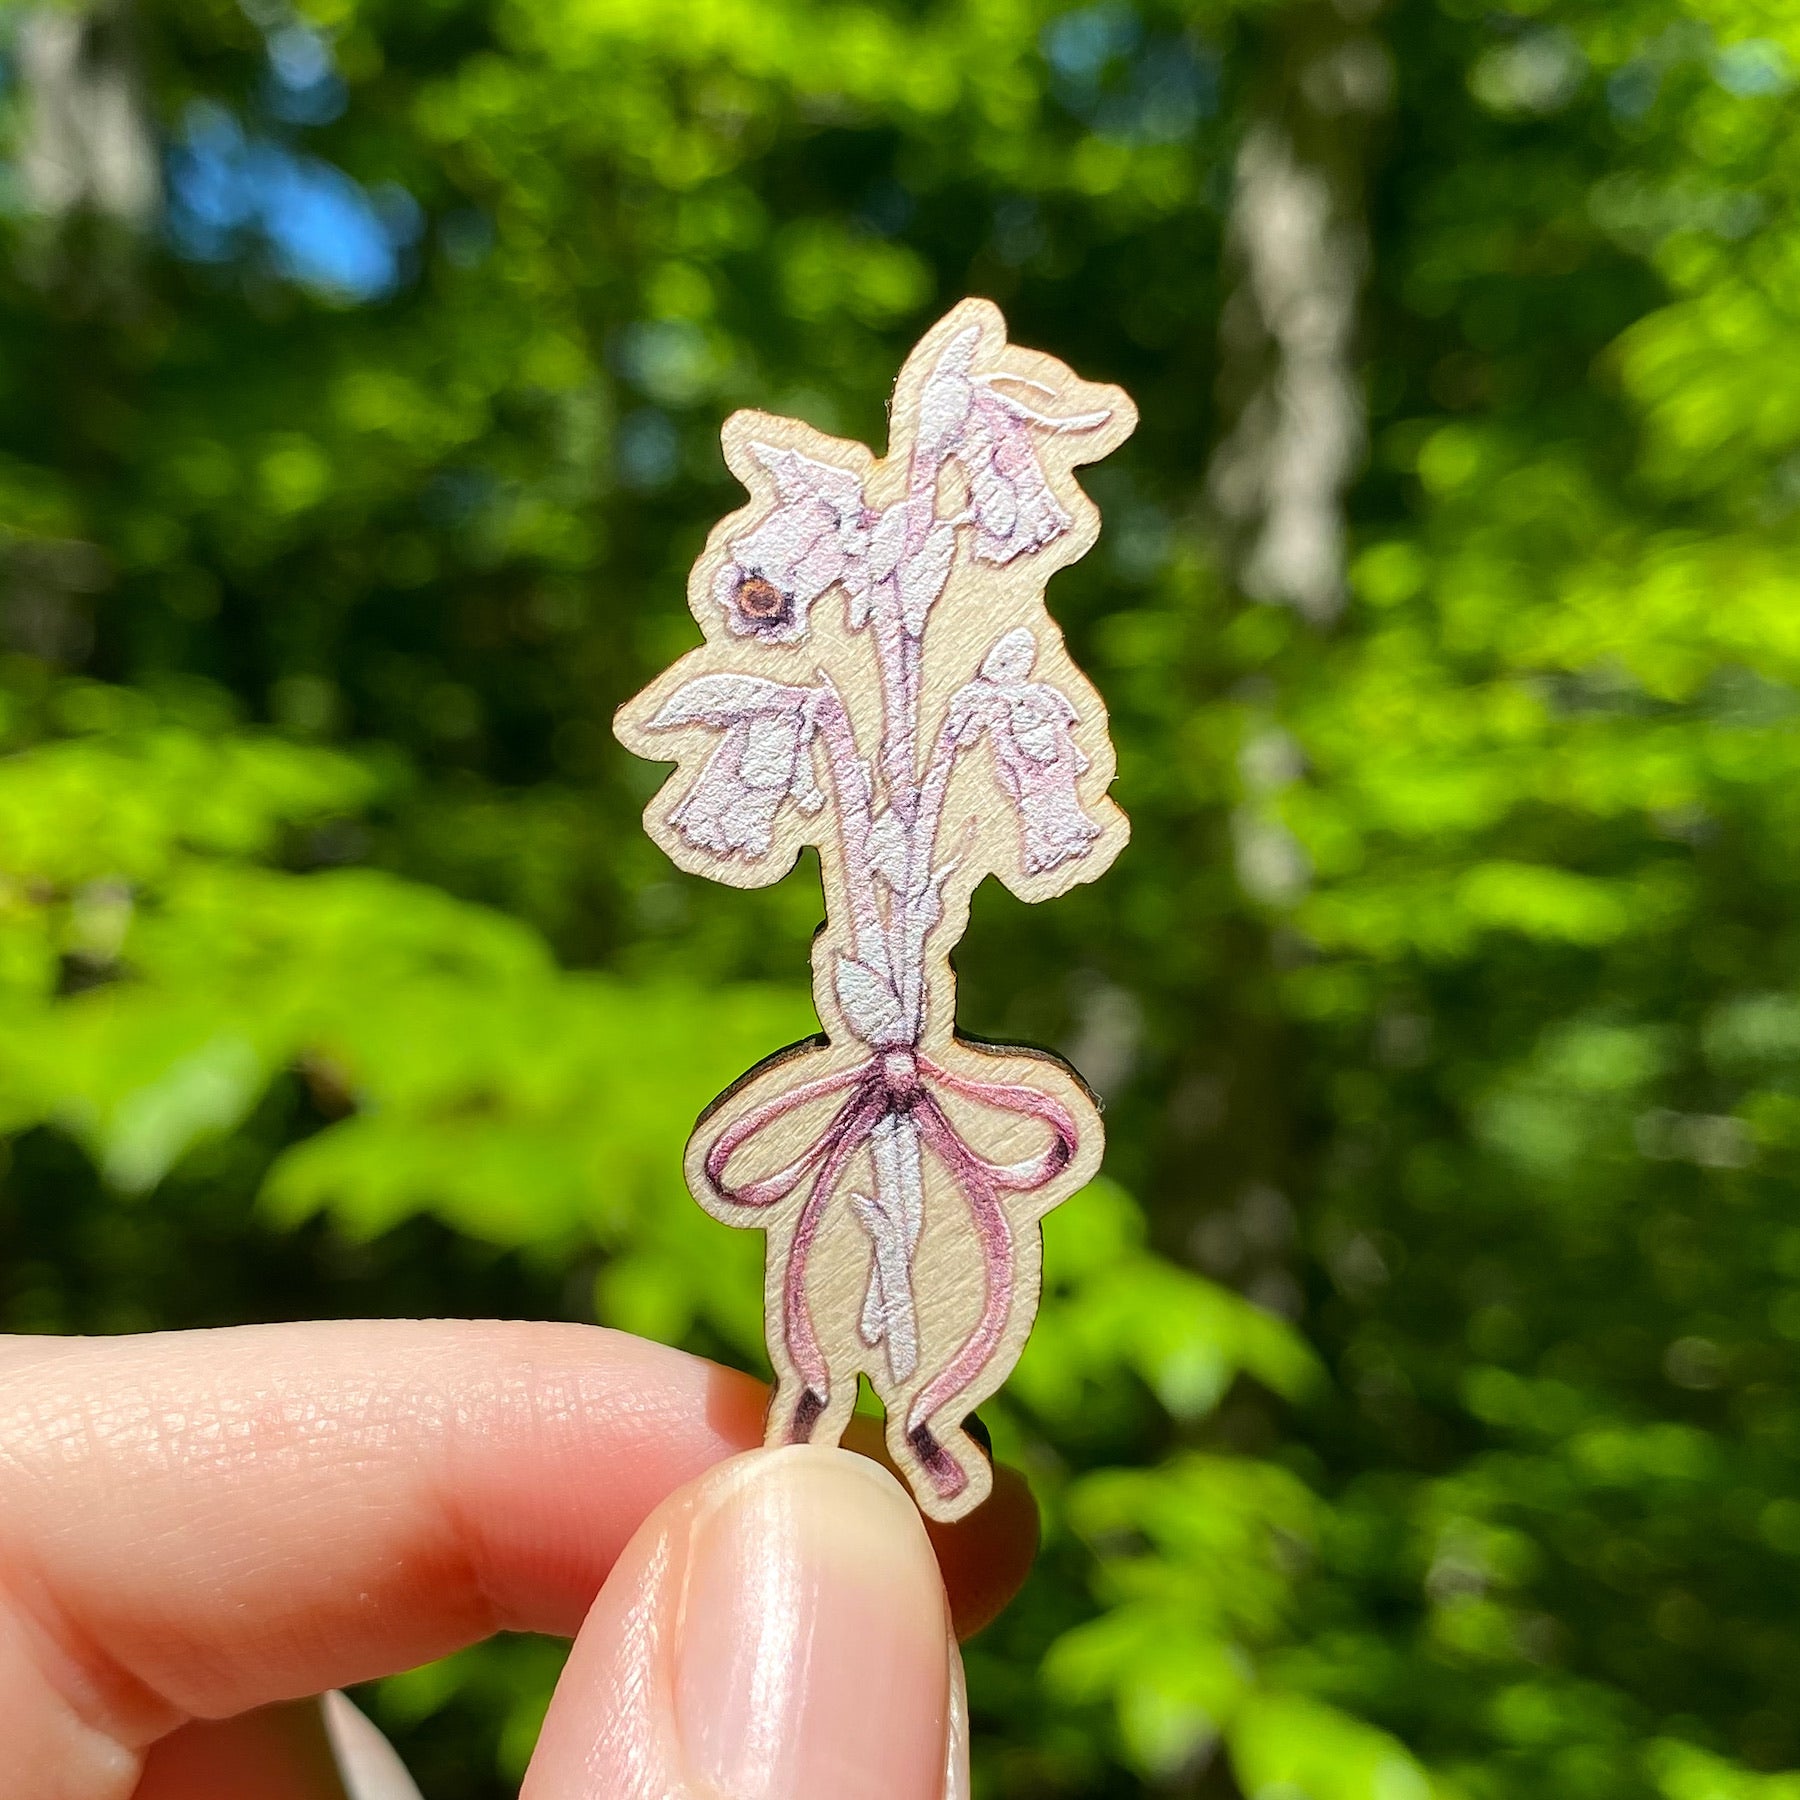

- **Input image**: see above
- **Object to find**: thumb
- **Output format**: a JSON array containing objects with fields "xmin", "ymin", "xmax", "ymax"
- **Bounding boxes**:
[{"xmin": 525, "ymin": 1445, "xmax": 969, "ymax": 1800}]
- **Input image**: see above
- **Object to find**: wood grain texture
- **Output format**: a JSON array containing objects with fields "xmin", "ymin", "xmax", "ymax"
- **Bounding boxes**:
[{"xmin": 615, "ymin": 298, "xmax": 1135, "ymax": 1520}]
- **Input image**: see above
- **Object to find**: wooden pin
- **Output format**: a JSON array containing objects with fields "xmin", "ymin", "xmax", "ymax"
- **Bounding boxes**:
[{"xmin": 616, "ymin": 298, "xmax": 1135, "ymax": 1520}]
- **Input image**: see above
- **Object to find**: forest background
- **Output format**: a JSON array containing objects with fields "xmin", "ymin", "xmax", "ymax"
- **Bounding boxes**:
[{"xmin": 4, "ymin": 0, "xmax": 1800, "ymax": 1795}]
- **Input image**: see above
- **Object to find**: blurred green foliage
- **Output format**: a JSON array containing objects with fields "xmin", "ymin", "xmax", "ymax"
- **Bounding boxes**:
[{"xmin": 4, "ymin": 0, "xmax": 1800, "ymax": 1794}]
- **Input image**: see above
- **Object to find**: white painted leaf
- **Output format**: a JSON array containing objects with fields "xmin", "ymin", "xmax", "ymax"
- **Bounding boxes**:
[
  {"xmin": 851, "ymin": 1114, "xmax": 924, "ymax": 1383},
  {"xmin": 834, "ymin": 954, "xmax": 906, "ymax": 1046},
  {"xmin": 898, "ymin": 520, "xmax": 956, "ymax": 636},
  {"xmin": 865, "ymin": 501, "xmax": 909, "ymax": 584}
]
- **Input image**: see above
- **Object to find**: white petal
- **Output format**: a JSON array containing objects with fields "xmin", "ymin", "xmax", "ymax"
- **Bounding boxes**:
[
  {"xmin": 969, "ymin": 459, "xmax": 1018, "ymax": 544},
  {"xmin": 981, "ymin": 387, "xmax": 1112, "ymax": 434},
  {"xmin": 649, "ymin": 674, "xmax": 810, "ymax": 730},
  {"xmin": 731, "ymin": 499, "xmax": 833, "ymax": 591},
  {"xmin": 738, "ymin": 712, "xmax": 804, "ymax": 790},
  {"xmin": 749, "ymin": 442, "xmax": 867, "ymax": 522},
  {"xmin": 979, "ymin": 627, "xmax": 1037, "ymax": 685},
  {"xmin": 670, "ymin": 730, "xmax": 785, "ymax": 859},
  {"xmin": 1007, "ymin": 689, "xmax": 1074, "ymax": 763},
  {"xmin": 788, "ymin": 743, "xmax": 827, "ymax": 814}
]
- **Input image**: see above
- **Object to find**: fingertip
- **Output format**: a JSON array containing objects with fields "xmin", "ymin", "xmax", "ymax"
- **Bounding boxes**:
[
  {"xmin": 527, "ymin": 1446, "xmax": 954, "ymax": 1800},
  {"xmin": 840, "ymin": 1412, "xmax": 1039, "ymax": 1638}
]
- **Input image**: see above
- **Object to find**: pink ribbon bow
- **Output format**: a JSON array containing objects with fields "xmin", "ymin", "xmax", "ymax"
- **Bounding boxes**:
[{"xmin": 696, "ymin": 1045, "xmax": 1078, "ymax": 1502}]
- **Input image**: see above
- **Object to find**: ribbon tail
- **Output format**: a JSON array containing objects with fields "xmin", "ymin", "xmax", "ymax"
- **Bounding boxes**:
[
  {"xmin": 902, "ymin": 1093, "xmax": 1016, "ymax": 1503},
  {"xmin": 777, "ymin": 1091, "xmax": 884, "ymax": 1442}
]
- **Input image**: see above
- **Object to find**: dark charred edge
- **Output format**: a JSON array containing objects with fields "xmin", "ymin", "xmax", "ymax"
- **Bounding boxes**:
[
  {"xmin": 940, "ymin": 1027, "xmax": 1106, "ymax": 1112},
  {"xmin": 790, "ymin": 1387, "xmax": 827, "ymax": 1442},
  {"xmin": 692, "ymin": 1032, "xmax": 832, "ymax": 1131},
  {"xmin": 908, "ymin": 1422, "xmax": 963, "ymax": 1487},
  {"xmin": 963, "ymin": 1411, "xmax": 993, "ymax": 1459}
]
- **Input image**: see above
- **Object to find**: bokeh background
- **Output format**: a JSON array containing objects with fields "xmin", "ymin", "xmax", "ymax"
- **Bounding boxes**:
[{"xmin": 3, "ymin": 0, "xmax": 1799, "ymax": 1794}]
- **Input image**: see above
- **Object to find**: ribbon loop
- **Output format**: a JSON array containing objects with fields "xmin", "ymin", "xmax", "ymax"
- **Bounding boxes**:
[{"xmin": 698, "ymin": 1046, "xmax": 1082, "ymax": 1498}]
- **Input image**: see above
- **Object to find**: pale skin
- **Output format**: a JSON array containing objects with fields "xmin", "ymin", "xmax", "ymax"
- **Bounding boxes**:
[{"xmin": 0, "ymin": 1320, "xmax": 1036, "ymax": 1799}]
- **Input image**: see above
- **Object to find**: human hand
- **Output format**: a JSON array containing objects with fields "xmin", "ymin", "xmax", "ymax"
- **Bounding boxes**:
[{"xmin": 0, "ymin": 1320, "xmax": 1038, "ymax": 1799}]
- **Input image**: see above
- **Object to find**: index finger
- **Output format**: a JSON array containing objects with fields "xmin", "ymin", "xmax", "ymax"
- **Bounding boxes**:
[{"xmin": 0, "ymin": 1321, "xmax": 1035, "ymax": 1779}]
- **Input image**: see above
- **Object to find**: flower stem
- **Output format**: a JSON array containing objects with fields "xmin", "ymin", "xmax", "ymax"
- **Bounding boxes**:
[{"xmin": 810, "ymin": 676, "xmax": 890, "ymax": 979}]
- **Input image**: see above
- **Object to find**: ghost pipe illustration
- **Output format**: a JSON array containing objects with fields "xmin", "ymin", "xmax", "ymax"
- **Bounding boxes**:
[{"xmin": 615, "ymin": 299, "xmax": 1135, "ymax": 1520}]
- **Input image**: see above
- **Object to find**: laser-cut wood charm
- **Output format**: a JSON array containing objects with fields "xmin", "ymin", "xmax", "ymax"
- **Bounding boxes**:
[{"xmin": 615, "ymin": 299, "xmax": 1135, "ymax": 1521}]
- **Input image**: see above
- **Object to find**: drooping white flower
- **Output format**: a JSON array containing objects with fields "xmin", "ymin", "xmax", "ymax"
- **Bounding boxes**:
[
  {"xmin": 962, "ymin": 391, "xmax": 1081, "ymax": 564},
  {"xmin": 650, "ymin": 674, "xmax": 826, "ymax": 859},
  {"xmin": 949, "ymin": 628, "xmax": 1103, "ymax": 875},
  {"xmin": 916, "ymin": 326, "xmax": 1111, "ymax": 566},
  {"xmin": 713, "ymin": 445, "xmax": 872, "ymax": 643}
]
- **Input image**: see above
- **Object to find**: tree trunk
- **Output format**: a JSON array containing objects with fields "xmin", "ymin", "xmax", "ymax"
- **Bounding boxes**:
[
  {"xmin": 1208, "ymin": 1, "xmax": 1391, "ymax": 623},
  {"xmin": 17, "ymin": 0, "xmax": 159, "ymax": 226}
]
